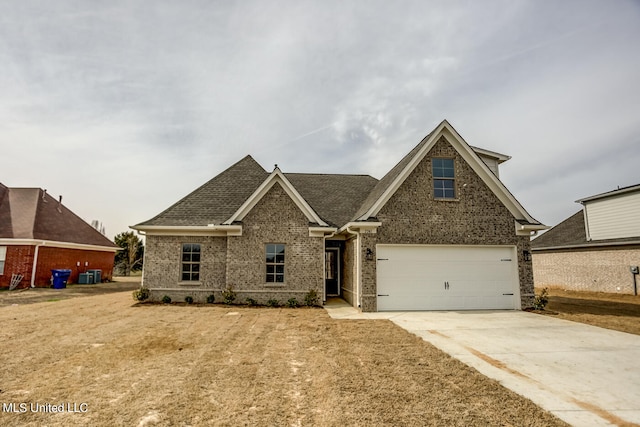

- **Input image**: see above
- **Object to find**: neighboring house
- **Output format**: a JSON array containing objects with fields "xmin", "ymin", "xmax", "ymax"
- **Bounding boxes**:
[
  {"xmin": 0, "ymin": 183, "xmax": 119, "ymax": 288},
  {"xmin": 531, "ymin": 184, "xmax": 640, "ymax": 295},
  {"xmin": 132, "ymin": 120, "xmax": 545, "ymax": 311}
]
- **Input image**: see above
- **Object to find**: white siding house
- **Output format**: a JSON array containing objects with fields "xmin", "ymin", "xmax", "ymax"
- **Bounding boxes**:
[
  {"xmin": 580, "ymin": 188, "xmax": 640, "ymax": 241},
  {"xmin": 532, "ymin": 184, "xmax": 640, "ymax": 295}
]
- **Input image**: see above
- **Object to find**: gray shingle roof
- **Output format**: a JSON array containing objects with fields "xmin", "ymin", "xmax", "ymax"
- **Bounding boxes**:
[
  {"xmin": 531, "ymin": 210, "xmax": 640, "ymax": 250},
  {"xmin": 135, "ymin": 122, "xmax": 534, "ymax": 230},
  {"xmin": 285, "ymin": 173, "xmax": 378, "ymax": 227},
  {"xmin": 352, "ymin": 130, "xmax": 435, "ymax": 221},
  {"xmin": 0, "ymin": 184, "xmax": 118, "ymax": 248},
  {"xmin": 137, "ymin": 155, "xmax": 268, "ymax": 226}
]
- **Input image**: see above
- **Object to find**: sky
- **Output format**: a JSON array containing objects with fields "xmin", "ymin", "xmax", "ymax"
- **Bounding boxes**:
[{"xmin": 1, "ymin": 0, "xmax": 639, "ymax": 240}]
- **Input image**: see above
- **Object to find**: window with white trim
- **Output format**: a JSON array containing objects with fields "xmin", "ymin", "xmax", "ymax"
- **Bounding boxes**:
[
  {"xmin": 181, "ymin": 243, "xmax": 201, "ymax": 281},
  {"xmin": 265, "ymin": 243, "xmax": 285, "ymax": 283},
  {"xmin": 432, "ymin": 158, "xmax": 456, "ymax": 199},
  {"xmin": 0, "ymin": 246, "xmax": 6, "ymax": 275}
]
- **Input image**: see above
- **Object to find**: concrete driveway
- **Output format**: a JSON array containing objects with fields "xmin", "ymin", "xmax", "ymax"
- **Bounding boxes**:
[{"xmin": 325, "ymin": 302, "xmax": 640, "ymax": 427}]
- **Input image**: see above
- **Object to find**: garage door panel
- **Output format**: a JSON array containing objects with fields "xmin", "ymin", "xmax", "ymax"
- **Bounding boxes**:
[{"xmin": 376, "ymin": 245, "xmax": 519, "ymax": 311}]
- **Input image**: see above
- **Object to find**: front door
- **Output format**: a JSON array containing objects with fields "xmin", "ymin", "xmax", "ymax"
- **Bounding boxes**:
[{"xmin": 325, "ymin": 248, "xmax": 339, "ymax": 296}]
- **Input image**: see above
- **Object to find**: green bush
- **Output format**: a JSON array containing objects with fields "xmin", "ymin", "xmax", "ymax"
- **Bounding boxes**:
[
  {"xmin": 304, "ymin": 289, "xmax": 319, "ymax": 307},
  {"xmin": 533, "ymin": 288, "xmax": 549, "ymax": 310},
  {"xmin": 132, "ymin": 287, "xmax": 150, "ymax": 302},
  {"xmin": 206, "ymin": 294, "xmax": 215, "ymax": 304},
  {"xmin": 185, "ymin": 296, "xmax": 194, "ymax": 304},
  {"xmin": 286, "ymin": 298, "xmax": 299, "ymax": 308},
  {"xmin": 246, "ymin": 297, "xmax": 258, "ymax": 306},
  {"xmin": 161, "ymin": 295, "xmax": 172, "ymax": 304},
  {"xmin": 221, "ymin": 286, "xmax": 236, "ymax": 305},
  {"xmin": 267, "ymin": 298, "xmax": 280, "ymax": 307}
]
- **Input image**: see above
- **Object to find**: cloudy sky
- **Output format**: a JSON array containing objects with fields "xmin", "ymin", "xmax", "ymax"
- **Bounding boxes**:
[{"xmin": 2, "ymin": 0, "xmax": 639, "ymax": 239}]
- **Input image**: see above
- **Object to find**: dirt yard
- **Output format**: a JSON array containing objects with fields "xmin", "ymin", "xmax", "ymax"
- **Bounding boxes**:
[
  {"xmin": 536, "ymin": 288, "xmax": 640, "ymax": 335},
  {"xmin": 0, "ymin": 291, "xmax": 566, "ymax": 426}
]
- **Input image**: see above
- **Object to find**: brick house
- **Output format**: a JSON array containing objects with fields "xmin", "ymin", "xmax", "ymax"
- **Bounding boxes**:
[
  {"xmin": 0, "ymin": 183, "xmax": 119, "ymax": 288},
  {"xmin": 531, "ymin": 184, "xmax": 640, "ymax": 295},
  {"xmin": 133, "ymin": 120, "xmax": 545, "ymax": 311}
]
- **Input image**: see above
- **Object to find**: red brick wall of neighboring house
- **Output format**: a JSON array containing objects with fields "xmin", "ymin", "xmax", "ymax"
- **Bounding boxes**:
[
  {"xmin": 34, "ymin": 247, "xmax": 116, "ymax": 287},
  {"xmin": 0, "ymin": 245, "xmax": 115, "ymax": 288},
  {"xmin": 0, "ymin": 245, "xmax": 36, "ymax": 289}
]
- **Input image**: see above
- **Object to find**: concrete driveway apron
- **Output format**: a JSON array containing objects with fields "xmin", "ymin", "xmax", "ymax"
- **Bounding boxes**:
[{"xmin": 325, "ymin": 304, "xmax": 640, "ymax": 427}]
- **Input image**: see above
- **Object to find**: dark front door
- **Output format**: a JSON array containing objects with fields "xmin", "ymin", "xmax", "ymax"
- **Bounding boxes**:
[{"xmin": 325, "ymin": 249, "xmax": 339, "ymax": 296}]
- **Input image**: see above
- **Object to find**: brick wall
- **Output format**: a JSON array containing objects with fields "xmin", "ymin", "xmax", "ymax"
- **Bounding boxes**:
[
  {"xmin": 369, "ymin": 135, "xmax": 534, "ymax": 310},
  {"xmin": 0, "ymin": 245, "xmax": 115, "ymax": 288},
  {"xmin": 226, "ymin": 182, "xmax": 324, "ymax": 305},
  {"xmin": 0, "ymin": 245, "xmax": 35, "ymax": 288},
  {"xmin": 36, "ymin": 247, "xmax": 115, "ymax": 286},
  {"xmin": 143, "ymin": 235, "xmax": 227, "ymax": 295},
  {"xmin": 533, "ymin": 246, "xmax": 640, "ymax": 294},
  {"xmin": 142, "ymin": 182, "xmax": 325, "ymax": 305}
]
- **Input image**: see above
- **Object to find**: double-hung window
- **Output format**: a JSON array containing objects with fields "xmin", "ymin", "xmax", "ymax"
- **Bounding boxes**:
[
  {"xmin": 181, "ymin": 243, "xmax": 201, "ymax": 281},
  {"xmin": 265, "ymin": 243, "xmax": 285, "ymax": 283},
  {"xmin": 432, "ymin": 158, "xmax": 456, "ymax": 199}
]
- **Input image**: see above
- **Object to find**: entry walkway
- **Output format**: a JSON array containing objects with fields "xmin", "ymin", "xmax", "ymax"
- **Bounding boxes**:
[{"xmin": 324, "ymin": 300, "xmax": 640, "ymax": 427}]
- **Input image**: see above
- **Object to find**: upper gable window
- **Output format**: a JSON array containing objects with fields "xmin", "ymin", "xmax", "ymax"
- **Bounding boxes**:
[
  {"xmin": 181, "ymin": 243, "xmax": 201, "ymax": 281},
  {"xmin": 432, "ymin": 158, "xmax": 456, "ymax": 199}
]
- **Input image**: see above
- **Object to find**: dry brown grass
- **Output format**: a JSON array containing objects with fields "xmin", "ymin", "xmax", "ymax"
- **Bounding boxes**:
[
  {"xmin": 536, "ymin": 288, "xmax": 640, "ymax": 335},
  {"xmin": 0, "ymin": 292, "xmax": 566, "ymax": 426}
]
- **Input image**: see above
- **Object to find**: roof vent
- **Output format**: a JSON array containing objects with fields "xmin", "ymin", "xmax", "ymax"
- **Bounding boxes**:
[
  {"xmin": 42, "ymin": 189, "xmax": 48, "ymax": 202},
  {"xmin": 57, "ymin": 195, "xmax": 63, "ymax": 213}
]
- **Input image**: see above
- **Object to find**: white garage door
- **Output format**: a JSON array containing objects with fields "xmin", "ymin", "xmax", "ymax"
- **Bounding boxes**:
[{"xmin": 376, "ymin": 245, "xmax": 519, "ymax": 311}]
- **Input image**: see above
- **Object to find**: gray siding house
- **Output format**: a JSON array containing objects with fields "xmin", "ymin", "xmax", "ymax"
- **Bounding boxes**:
[
  {"xmin": 532, "ymin": 184, "xmax": 640, "ymax": 295},
  {"xmin": 132, "ymin": 120, "xmax": 545, "ymax": 311}
]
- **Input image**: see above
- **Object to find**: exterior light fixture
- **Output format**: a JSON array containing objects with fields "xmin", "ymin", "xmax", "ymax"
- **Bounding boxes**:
[
  {"xmin": 365, "ymin": 248, "xmax": 374, "ymax": 261},
  {"xmin": 523, "ymin": 250, "xmax": 531, "ymax": 262}
]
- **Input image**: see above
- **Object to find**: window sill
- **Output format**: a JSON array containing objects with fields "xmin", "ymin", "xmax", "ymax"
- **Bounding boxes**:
[
  {"xmin": 264, "ymin": 283, "xmax": 286, "ymax": 288},
  {"xmin": 178, "ymin": 281, "xmax": 202, "ymax": 286},
  {"xmin": 433, "ymin": 197, "xmax": 460, "ymax": 202}
]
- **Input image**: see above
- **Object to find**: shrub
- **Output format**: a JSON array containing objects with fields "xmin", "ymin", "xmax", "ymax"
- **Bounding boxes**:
[
  {"xmin": 132, "ymin": 287, "xmax": 150, "ymax": 302},
  {"xmin": 304, "ymin": 289, "xmax": 319, "ymax": 307},
  {"xmin": 267, "ymin": 298, "xmax": 280, "ymax": 307},
  {"xmin": 185, "ymin": 296, "xmax": 194, "ymax": 304},
  {"xmin": 206, "ymin": 294, "xmax": 215, "ymax": 304},
  {"xmin": 286, "ymin": 297, "xmax": 299, "ymax": 308},
  {"xmin": 246, "ymin": 297, "xmax": 258, "ymax": 306},
  {"xmin": 222, "ymin": 286, "xmax": 236, "ymax": 305},
  {"xmin": 161, "ymin": 295, "xmax": 172, "ymax": 304},
  {"xmin": 533, "ymin": 288, "xmax": 549, "ymax": 310}
]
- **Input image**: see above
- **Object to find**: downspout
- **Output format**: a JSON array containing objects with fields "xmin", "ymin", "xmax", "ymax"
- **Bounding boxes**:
[
  {"xmin": 136, "ymin": 230, "xmax": 146, "ymax": 287},
  {"xmin": 322, "ymin": 230, "xmax": 337, "ymax": 303},
  {"xmin": 30, "ymin": 241, "xmax": 45, "ymax": 288},
  {"xmin": 345, "ymin": 226, "xmax": 360, "ymax": 308}
]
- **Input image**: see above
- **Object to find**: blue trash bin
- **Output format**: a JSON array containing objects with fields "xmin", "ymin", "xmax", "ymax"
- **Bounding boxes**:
[{"xmin": 51, "ymin": 269, "xmax": 72, "ymax": 289}]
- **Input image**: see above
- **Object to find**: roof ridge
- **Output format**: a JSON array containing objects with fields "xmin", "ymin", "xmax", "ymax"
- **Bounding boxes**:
[{"xmin": 285, "ymin": 172, "xmax": 377, "ymax": 178}]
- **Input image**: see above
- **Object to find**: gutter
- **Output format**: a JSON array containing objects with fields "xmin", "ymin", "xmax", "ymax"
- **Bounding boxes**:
[{"xmin": 531, "ymin": 240, "xmax": 640, "ymax": 252}]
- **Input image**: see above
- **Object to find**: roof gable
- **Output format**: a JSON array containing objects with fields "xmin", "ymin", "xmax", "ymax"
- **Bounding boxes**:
[
  {"xmin": 0, "ymin": 185, "xmax": 117, "ymax": 248},
  {"xmin": 354, "ymin": 120, "xmax": 542, "ymax": 226},
  {"xmin": 224, "ymin": 168, "xmax": 329, "ymax": 226}
]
